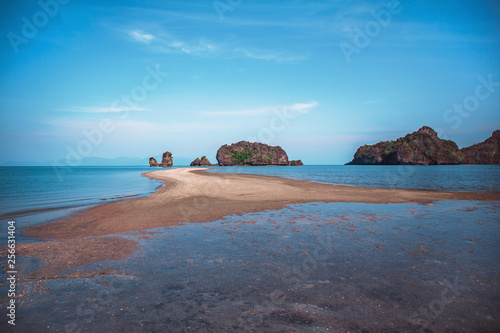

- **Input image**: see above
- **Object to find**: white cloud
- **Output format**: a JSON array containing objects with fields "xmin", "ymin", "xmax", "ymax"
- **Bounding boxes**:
[
  {"xmin": 234, "ymin": 48, "xmax": 306, "ymax": 62},
  {"xmin": 44, "ymin": 118, "xmax": 233, "ymax": 135},
  {"xmin": 124, "ymin": 29, "xmax": 303, "ymax": 62},
  {"xmin": 361, "ymin": 100, "xmax": 385, "ymax": 105},
  {"xmin": 135, "ymin": 34, "xmax": 219, "ymax": 56},
  {"xmin": 283, "ymin": 134, "xmax": 377, "ymax": 146},
  {"xmin": 288, "ymin": 101, "xmax": 319, "ymax": 112},
  {"xmin": 202, "ymin": 101, "xmax": 318, "ymax": 117},
  {"xmin": 129, "ymin": 30, "xmax": 155, "ymax": 43},
  {"xmin": 61, "ymin": 106, "xmax": 146, "ymax": 113}
]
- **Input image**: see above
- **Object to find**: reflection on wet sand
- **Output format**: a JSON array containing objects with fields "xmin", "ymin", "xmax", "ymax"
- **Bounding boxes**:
[{"xmin": 4, "ymin": 200, "xmax": 499, "ymax": 332}]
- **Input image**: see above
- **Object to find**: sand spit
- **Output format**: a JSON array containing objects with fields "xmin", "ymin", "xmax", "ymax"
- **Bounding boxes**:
[{"xmin": 24, "ymin": 168, "xmax": 500, "ymax": 240}]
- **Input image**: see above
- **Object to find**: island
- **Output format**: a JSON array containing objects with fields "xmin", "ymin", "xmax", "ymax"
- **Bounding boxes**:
[
  {"xmin": 216, "ymin": 141, "xmax": 303, "ymax": 166},
  {"xmin": 346, "ymin": 126, "xmax": 499, "ymax": 165},
  {"xmin": 190, "ymin": 156, "xmax": 215, "ymax": 166},
  {"xmin": 149, "ymin": 151, "xmax": 173, "ymax": 167}
]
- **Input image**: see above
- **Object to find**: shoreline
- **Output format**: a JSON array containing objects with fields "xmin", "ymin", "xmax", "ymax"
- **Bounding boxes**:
[
  {"xmin": 23, "ymin": 167, "xmax": 500, "ymax": 240},
  {"xmin": 9, "ymin": 167, "xmax": 500, "ymax": 279}
]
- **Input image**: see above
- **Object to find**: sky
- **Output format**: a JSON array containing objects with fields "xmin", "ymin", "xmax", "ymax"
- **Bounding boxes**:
[{"xmin": 1, "ymin": 0, "xmax": 499, "ymax": 165}]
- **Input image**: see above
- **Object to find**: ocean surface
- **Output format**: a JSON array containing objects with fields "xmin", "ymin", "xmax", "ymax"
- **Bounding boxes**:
[
  {"xmin": 209, "ymin": 165, "xmax": 500, "ymax": 193},
  {"xmin": 0, "ymin": 166, "xmax": 165, "ymax": 219},
  {"xmin": 0, "ymin": 165, "xmax": 499, "ymax": 332},
  {"xmin": 1, "ymin": 165, "xmax": 499, "ymax": 221}
]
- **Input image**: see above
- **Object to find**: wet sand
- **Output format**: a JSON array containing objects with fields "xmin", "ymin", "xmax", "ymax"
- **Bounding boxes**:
[
  {"xmin": 16, "ymin": 237, "xmax": 138, "ymax": 277},
  {"xmin": 3, "ymin": 168, "xmax": 500, "ymax": 331},
  {"xmin": 5, "ymin": 200, "xmax": 500, "ymax": 332},
  {"xmin": 24, "ymin": 167, "xmax": 500, "ymax": 240}
]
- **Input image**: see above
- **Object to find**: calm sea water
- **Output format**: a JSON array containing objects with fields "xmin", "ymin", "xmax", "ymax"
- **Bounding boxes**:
[
  {"xmin": 3, "ymin": 200, "xmax": 500, "ymax": 332},
  {"xmin": 1, "ymin": 165, "xmax": 498, "ymax": 219},
  {"xmin": 0, "ymin": 166, "xmax": 164, "ymax": 218},
  {"xmin": 0, "ymin": 166, "xmax": 499, "ymax": 331},
  {"xmin": 209, "ymin": 165, "xmax": 500, "ymax": 193}
]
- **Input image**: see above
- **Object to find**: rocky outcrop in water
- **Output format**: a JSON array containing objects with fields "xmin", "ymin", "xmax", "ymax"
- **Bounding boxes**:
[
  {"xmin": 289, "ymin": 160, "xmax": 304, "ymax": 166},
  {"xmin": 190, "ymin": 156, "xmax": 213, "ymax": 166},
  {"xmin": 216, "ymin": 141, "xmax": 294, "ymax": 166},
  {"xmin": 149, "ymin": 157, "xmax": 159, "ymax": 167},
  {"xmin": 159, "ymin": 152, "xmax": 173, "ymax": 167},
  {"xmin": 190, "ymin": 158, "xmax": 201, "ymax": 166},
  {"xmin": 346, "ymin": 127, "xmax": 499, "ymax": 165},
  {"xmin": 150, "ymin": 151, "xmax": 173, "ymax": 167},
  {"xmin": 461, "ymin": 130, "xmax": 499, "ymax": 164}
]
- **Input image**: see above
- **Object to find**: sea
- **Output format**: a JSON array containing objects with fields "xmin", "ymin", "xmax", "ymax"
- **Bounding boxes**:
[
  {"xmin": 1, "ymin": 165, "xmax": 499, "ymax": 219},
  {"xmin": 0, "ymin": 166, "xmax": 165, "ymax": 220},
  {"xmin": 1, "ymin": 165, "xmax": 499, "ymax": 332},
  {"xmin": 0, "ymin": 165, "xmax": 499, "ymax": 237}
]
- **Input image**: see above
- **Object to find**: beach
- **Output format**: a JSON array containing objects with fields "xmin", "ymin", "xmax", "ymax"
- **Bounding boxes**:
[
  {"xmin": 16, "ymin": 167, "xmax": 500, "ymax": 277},
  {"xmin": 24, "ymin": 167, "xmax": 500, "ymax": 241},
  {"xmin": 3, "ymin": 1, "xmax": 500, "ymax": 330},
  {"xmin": 0, "ymin": 167, "xmax": 498, "ymax": 332}
]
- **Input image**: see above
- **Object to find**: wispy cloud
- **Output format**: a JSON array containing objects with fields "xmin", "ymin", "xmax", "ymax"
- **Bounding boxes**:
[
  {"xmin": 202, "ymin": 101, "xmax": 318, "ymax": 117},
  {"xmin": 234, "ymin": 48, "xmax": 306, "ymax": 62},
  {"xmin": 361, "ymin": 100, "xmax": 386, "ymax": 105},
  {"xmin": 123, "ymin": 28, "xmax": 305, "ymax": 62},
  {"xmin": 43, "ymin": 118, "xmax": 234, "ymax": 135},
  {"xmin": 148, "ymin": 36, "xmax": 218, "ymax": 56},
  {"xmin": 128, "ymin": 30, "xmax": 154, "ymax": 43},
  {"xmin": 360, "ymin": 99, "xmax": 406, "ymax": 105},
  {"xmin": 61, "ymin": 106, "xmax": 146, "ymax": 113}
]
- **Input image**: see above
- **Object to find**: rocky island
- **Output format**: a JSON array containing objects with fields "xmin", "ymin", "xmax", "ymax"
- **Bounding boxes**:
[
  {"xmin": 190, "ymin": 156, "xmax": 215, "ymax": 166},
  {"xmin": 461, "ymin": 130, "xmax": 500, "ymax": 164},
  {"xmin": 347, "ymin": 126, "xmax": 499, "ymax": 165},
  {"xmin": 216, "ymin": 141, "xmax": 303, "ymax": 166},
  {"xmin": 149, "ymin": 151, "xmax": 173, "ymax": 167}
]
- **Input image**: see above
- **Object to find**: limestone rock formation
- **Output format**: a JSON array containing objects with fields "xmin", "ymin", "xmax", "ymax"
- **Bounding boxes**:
[
  {"xmin": 149, "ymin": 157, "xmax": 159, "ymax": 167},
  {"xmin": 190, "ymin": 158, "xmax": 201, "ymax": 166},
  {"xmin": 149, "ymin": 152, "xmax": 173, "ymax": 167},
  {"xmin": 216, "ymin": 141, "xmax": 290, "ymax": 166},
  {"xmin": 461, "ymin": 130, "xmax": 500, "ymax": 164},
  {"xmin": 346, "ymin": 126, "xmax": 499, "ymax": 165},
  {"xmin": 289, "ymin": 160, "xmax": 304, "ymax": 166},
  {"xmin": 159, "ymin": 151, "xmax": 173, "ymax": 167},
  {"xmin": 190, "ymin": 156, "xmax": 213, "ymax": 166}
]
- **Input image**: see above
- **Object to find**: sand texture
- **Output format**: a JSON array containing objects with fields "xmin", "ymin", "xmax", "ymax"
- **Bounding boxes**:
[{"xmin": 24, "ymin": 168, "xmax": 500, "ymax": 240}]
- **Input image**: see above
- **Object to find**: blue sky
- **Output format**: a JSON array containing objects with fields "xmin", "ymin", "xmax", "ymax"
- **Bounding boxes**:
[{"xmin": 1, "ymin": 0, "xmax": 499, "ymax": 165}]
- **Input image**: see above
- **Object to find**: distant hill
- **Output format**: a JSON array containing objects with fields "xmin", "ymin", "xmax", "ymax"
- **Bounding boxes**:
[
  {"xmin": 346, "ymin": 126, "xmax": 499, "ymax": 165},
  {"xmin": 1, "ymin": 156, "xmax": 193, "ymax": 167}
]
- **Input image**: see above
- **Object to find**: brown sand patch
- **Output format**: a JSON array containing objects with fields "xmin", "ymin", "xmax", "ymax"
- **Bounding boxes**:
[
  {"xmin": 24, "ymin": 168, "xmax": 500, "ymax": 240},
  {"xmin": 14, "ymin": 237, "xmax": 137, "ymax": 277}
]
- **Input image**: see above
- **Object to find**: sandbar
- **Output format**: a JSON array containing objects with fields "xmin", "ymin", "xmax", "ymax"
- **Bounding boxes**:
[{"xmin": 24, "ymin": 167, "xmax": 500, "ymax": 240}]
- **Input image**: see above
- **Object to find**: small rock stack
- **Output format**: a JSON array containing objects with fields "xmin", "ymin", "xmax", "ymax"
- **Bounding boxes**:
[{"xmin": 149, "ymin": 151, "xmax": 173, "ymax": 167}]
